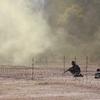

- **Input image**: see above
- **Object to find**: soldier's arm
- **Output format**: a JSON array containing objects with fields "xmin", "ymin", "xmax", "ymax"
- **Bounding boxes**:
[
  {"xmin": 64, "ymin": 69, "xmax": 68, "ymax": 73},
  {"xmin": 64, "ymin": 67, "xmax": 72, "ymax": 73}
]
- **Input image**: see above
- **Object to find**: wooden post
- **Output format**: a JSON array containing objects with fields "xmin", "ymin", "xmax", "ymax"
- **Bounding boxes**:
[
  {"xmin": 63, "ymin": 56, "xmax": 66, "ymax": 73},
  {"xmin": 74, "ymin": 56, "xmax": 77, "ymax": 80},
  {"xmin": 86, "ymin": 56, "xmax": 88, "ymax": 79},
  {"xmin": 74, "ymin": 56, "xmax": 77, "ymax": 62},
  {"xmin": 45, "ymin": 56, "xmax": 48, "ymax": 67},
  {"xmin": 32, "ymin": 57, "xmax": 34, "ymax": 80}
]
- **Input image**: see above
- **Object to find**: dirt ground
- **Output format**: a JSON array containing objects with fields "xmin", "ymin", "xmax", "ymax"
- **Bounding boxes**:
[{"xmin": 0, "ymin": 75, "xmax": 100, "ymax": 100}]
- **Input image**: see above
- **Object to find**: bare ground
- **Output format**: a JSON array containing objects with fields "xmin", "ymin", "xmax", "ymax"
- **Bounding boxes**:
[{"xmin": 0, "ymin": 75, "xmax": 100, "ymax": 100}]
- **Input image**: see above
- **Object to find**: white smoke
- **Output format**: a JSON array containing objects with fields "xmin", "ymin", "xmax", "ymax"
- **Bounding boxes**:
[{"xmin": 0, "ymin": 0, "xmax": 51, "ymax": 65}]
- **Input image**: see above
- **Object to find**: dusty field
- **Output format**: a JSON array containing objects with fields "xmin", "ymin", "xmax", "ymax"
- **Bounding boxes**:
[
  {"xmin": 0, "ymin": 75, "xmax": 100, "ymax": 100},
  {"xmin": 0, "ymin": 65, "xmax": 99, "ymax": 100}
]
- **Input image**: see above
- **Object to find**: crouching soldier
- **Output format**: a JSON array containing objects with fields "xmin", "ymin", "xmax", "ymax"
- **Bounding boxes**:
[
  {"xmin": 95, "ymin": 68, "xmax": 100, "ymax": 79},
  {"xmin": 64, "ymin": 61, "xmax": 83, "ymax": 77}
]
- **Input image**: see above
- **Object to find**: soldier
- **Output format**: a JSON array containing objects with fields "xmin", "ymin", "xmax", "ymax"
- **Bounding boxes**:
[
  {"xmin": 64, "ymin": 61, "xmax": 83, "ymax": 77},
  {"xmin": 95, "ymin": 68, "xmax": 100, "ymax": 79}
]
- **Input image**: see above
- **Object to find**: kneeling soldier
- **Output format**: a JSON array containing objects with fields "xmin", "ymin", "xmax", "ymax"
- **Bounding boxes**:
[
  {"xmin": 95, "ymin": 68, "xmax": 100, "ymax": 79},
  {"xmin": 64, "ymin": 61, "xmax": 83, "ymax": 77}
]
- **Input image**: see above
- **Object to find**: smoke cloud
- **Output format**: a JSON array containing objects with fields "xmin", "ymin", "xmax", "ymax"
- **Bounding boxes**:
[
  {"xmin": 0, "ymin": 0, "xmax": 51, "ymax": 65},
  {"xmin": 0, "ymin": 0, "xmax": 100, "ymax": 65},
  {"xmin": 44, "ymin": 0, "xmax": 100, "ymax": 62}
]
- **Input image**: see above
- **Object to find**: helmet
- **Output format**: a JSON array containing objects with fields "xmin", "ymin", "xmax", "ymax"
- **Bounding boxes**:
[{"xmin": 72, "ymin": 61, "xmax": 76, "ymax": 65}]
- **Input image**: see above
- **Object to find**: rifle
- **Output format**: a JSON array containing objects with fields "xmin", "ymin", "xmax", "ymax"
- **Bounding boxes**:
[
  {"xmin": 64, "ymin": 67, "xmax": 72, "ymax": 73},
  {"xmin": 64, "ymin": 67, "xmax": 74, "ymax": 74}
]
